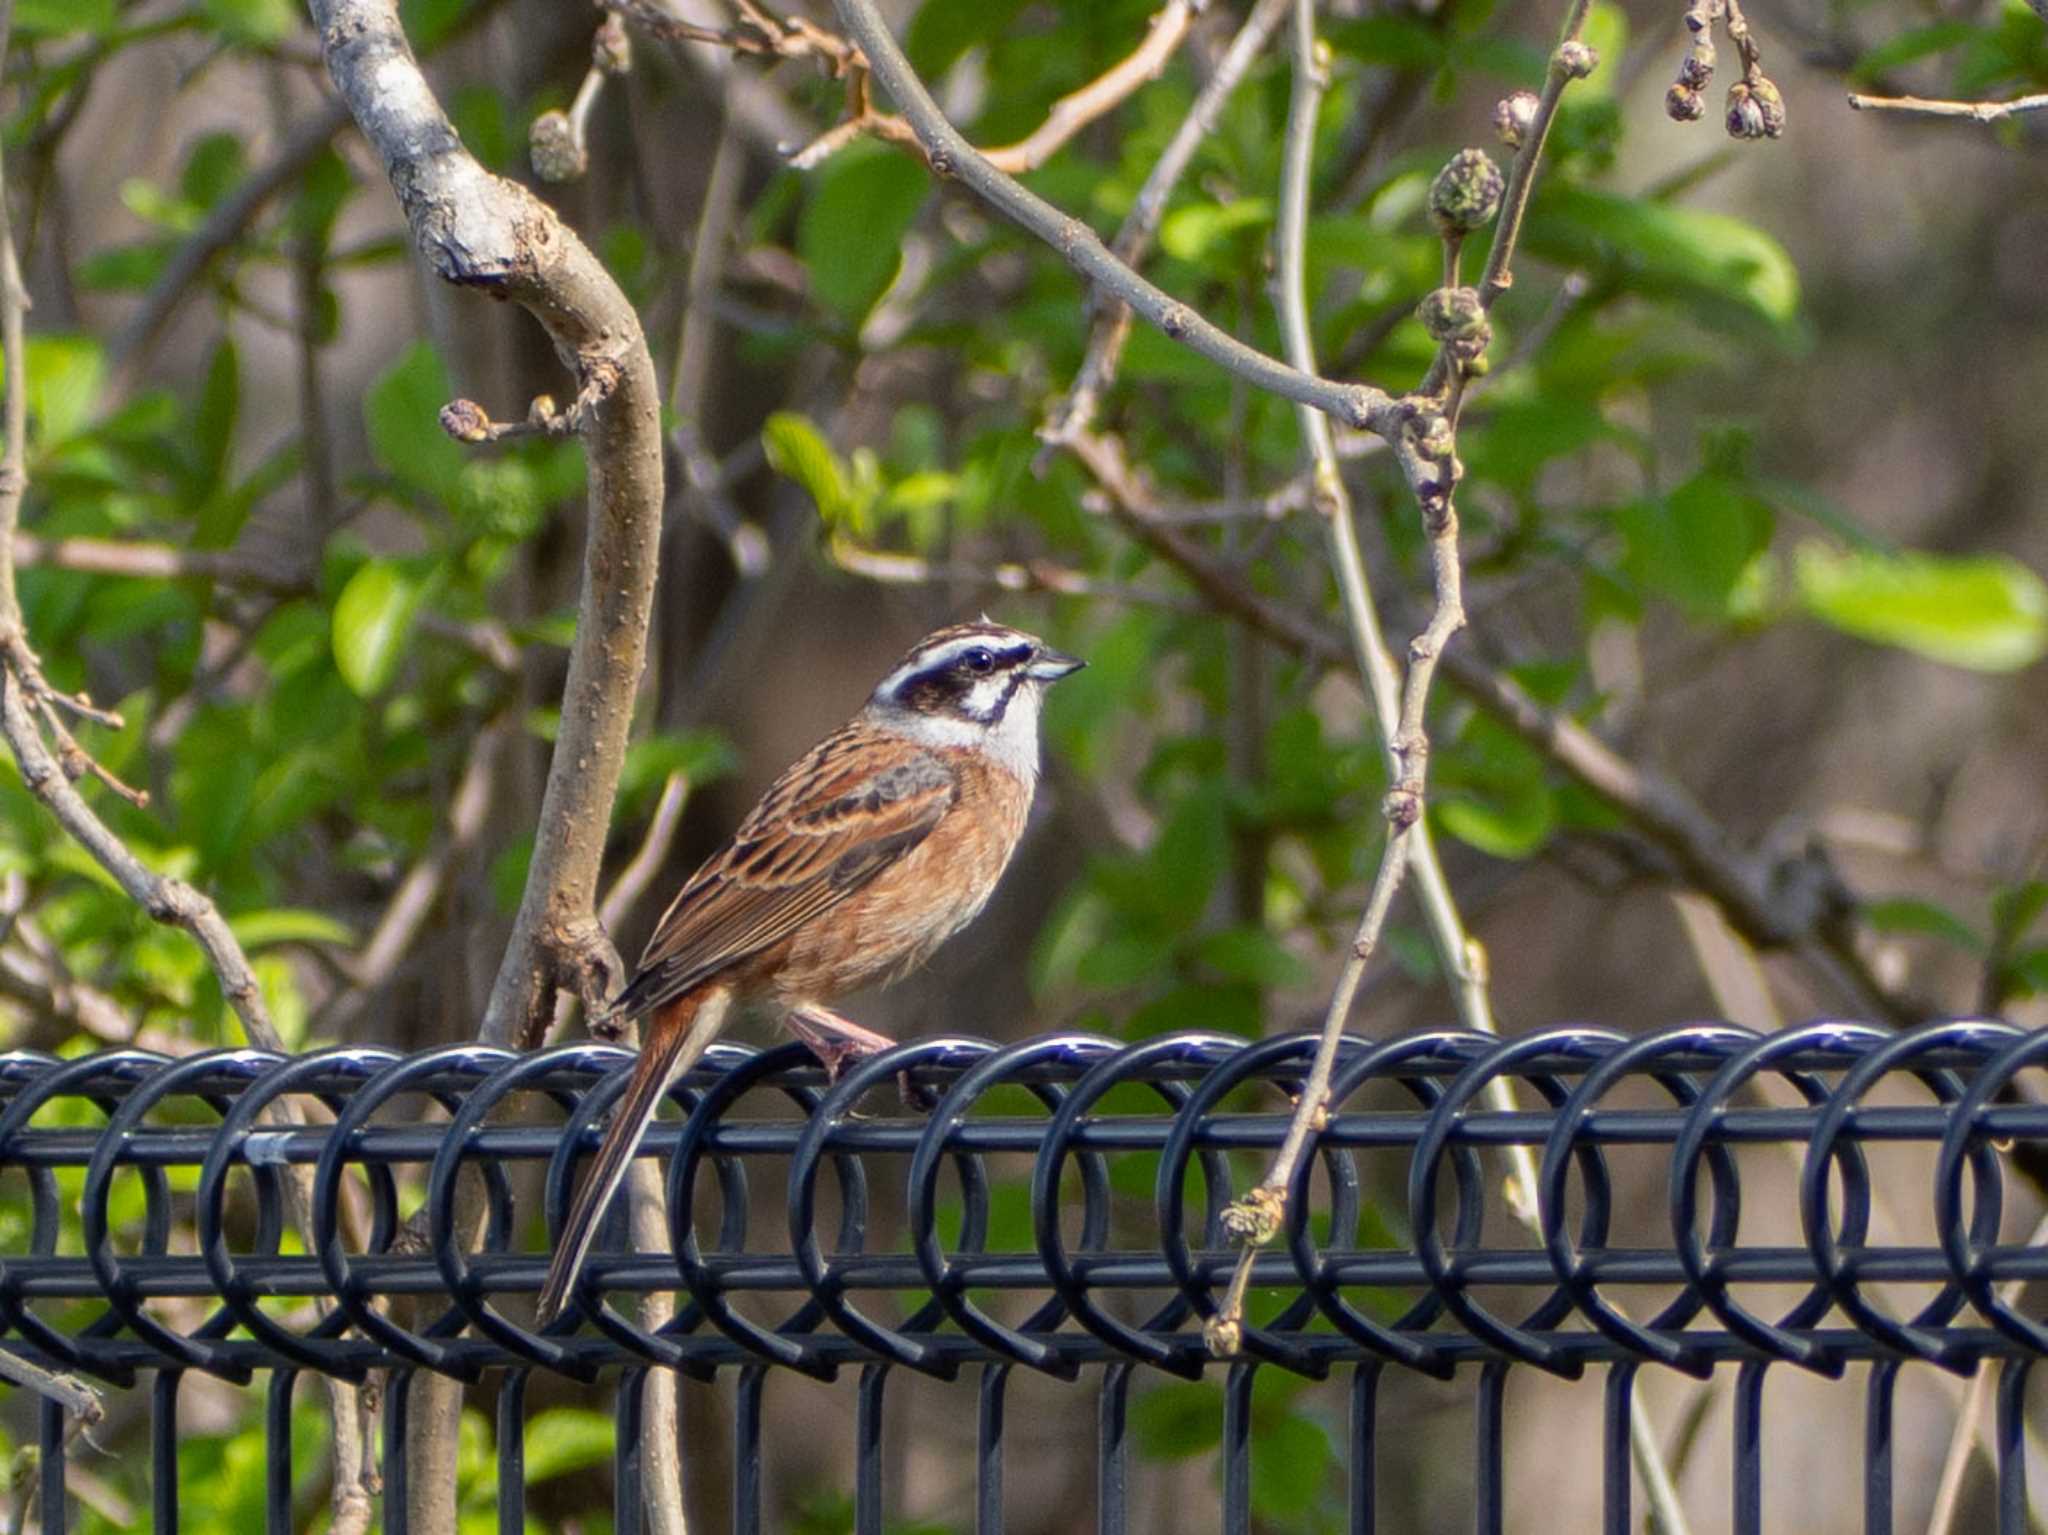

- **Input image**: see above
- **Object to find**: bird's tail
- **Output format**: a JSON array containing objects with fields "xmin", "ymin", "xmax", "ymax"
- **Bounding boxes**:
[{"xmin": 536, "ymin": 989, "xmax": 731, "ymax": 1325}]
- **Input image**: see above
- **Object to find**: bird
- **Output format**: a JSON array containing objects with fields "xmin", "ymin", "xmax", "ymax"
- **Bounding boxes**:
[{"xmin": 535, "ymin": 620, "xmax": 1084, "ymax": 1324}]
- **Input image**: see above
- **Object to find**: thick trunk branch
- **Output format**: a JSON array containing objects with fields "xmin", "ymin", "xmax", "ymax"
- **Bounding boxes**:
[{"xmin": 310, "ymin": 0, "xmax": 660, "ymax": 1055}]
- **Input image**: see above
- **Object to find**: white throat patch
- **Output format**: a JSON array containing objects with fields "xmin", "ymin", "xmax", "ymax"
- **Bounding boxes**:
[{"xmin": 867, "ymin": 683, "xmax": 1045, "ymax": 784}]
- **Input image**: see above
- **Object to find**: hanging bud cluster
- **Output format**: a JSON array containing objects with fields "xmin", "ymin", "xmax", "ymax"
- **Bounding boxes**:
[
  {"xmin": 1418, "ymin": 285, "xmax": 1491, "ymax": 372},
  {"xmin": 1428, "ymin": 150, "xmax": 1505, "ymax": 236},
  {"xmin": 1667, "ymin": 0, "xmax": 1784, "ymax": 141}
]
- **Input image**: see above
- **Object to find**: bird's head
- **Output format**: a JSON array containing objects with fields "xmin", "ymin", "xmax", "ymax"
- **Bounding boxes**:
[{"xmin": 865, "ymin": 621, "xmax": 1084, "ymax": 778}]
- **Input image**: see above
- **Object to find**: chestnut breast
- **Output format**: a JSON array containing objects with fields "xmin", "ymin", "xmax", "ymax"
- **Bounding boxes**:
[{"xmin": 762, "ymin": 749, "xmax": 1033, "ymax": 1006}]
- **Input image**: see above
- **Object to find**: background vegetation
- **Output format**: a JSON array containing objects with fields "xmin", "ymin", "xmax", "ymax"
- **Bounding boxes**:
[{"xmin": 0, "ymin": 0, "xmax": 2045, "ymax": 1529}]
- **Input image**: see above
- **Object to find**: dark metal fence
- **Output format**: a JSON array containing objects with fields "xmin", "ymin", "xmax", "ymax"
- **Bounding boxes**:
[{"xmin": 3, "ymin": 1019, "xmax": 2048, "ymax": 1532}]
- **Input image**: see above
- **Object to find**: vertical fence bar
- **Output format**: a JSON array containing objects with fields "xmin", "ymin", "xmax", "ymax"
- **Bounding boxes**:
[
  {"xmin": 266, "ymin": 1370, "xmax": 297, "ymax": 1535},
  {"xmin": 735, "ymin": 1366, "xmax": 766, "ymax": 1535},
  {"xmin": 152, "ymin": 1370, "xmax": 180, "ymax": 1535},
  {"xmin": 617, "ymin": 1368, "xmax": 646, "ymax": 1535},
  {"xmin": 1864, "ymin": 1361, "xmax": 1896, "ymax": 1535},
  {"xmin": 498, "ymin": 1369, "xmax": 529, "ymax": 1535},
  {"xmin": 856, "ymin": 1364, "xmax": 888, "ymax": 1535},
  {"xmin": 1349, "ymin": 1363, "xmax": 1380, "ymax": 1535},
  {"xmin": 1099, "ymin": 1363, "xmax": 1132, "ymax": 1535},
  {"xmin": 1997, "ymin": 1357, "xmax": 2032, "ymax": 1535},
  {"xmin": 1733, "ymin": 1361, "xmax": 1767, "ymax": 1535},
  {"xmin": 977, "ymin": 1363, "xmax": 1008, "ymax": 1535},
  {"xmin": 1223, "ymin": 1363, "xmax": 1255, "ymax": 1535},
  {"xmin": 1603, "ymin": 1364, "xmax": 1634, "ymax": 1535},
  {"xmin": 39, "ymin": 1395, "xmax": 65, "ymax": 1535},
  {"xmin": 1475, "ymin": 1362, "xmax": 1510, "ymax": 1535},
  {"xmin": 385, "ymin": 1369, "xmax": 412, "ymax": 1535}
]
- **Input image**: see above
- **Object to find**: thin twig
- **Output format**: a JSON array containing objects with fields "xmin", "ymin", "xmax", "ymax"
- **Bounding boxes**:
[
  {"xmin": 106, "ymin": 99, "xmax": 353, "ymax": 390},
  {"xmin": 1203, "ymin": 0, "xmax": 1604, "ymax": 1358},
  {"xmin": 828, "ymin": 536, "xmax": 1207, "ymax": 615},
  {"xmin": 976, "ymin": 0, "xmax": 1199, "ymax": 174},
  {"xmin": 670, "ymin": 103, "xmax": 769, "ymax": 576},
  {"xmin": 1926, "ymin": 1212, "xmax": 2048, "ymax": 1535},
  {"xmin": 1041, "ymin": 0, "xmax": 1294, "ymax": 450},
  {"xmin": 1846, "ymin": 91, "xmax": 2048, "ymax": 122},
  {"xmin": 830, "ymin": 0, "xmax": 1395, "ymax": 436}
]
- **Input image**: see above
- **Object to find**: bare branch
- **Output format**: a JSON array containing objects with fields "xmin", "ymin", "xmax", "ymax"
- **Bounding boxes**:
[
  {"xmin": 1846, "ymin": 91, "xmax": 2048, "ymax": 122},
  {"xmin": 310, "ymin": 0, "xmax": 660, "ymax": 1052}
]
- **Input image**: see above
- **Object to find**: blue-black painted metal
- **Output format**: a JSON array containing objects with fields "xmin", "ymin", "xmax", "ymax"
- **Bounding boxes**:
[{"xmin": 1, "ymin": 1021, "xmax": 2046, "ymax": 1532}]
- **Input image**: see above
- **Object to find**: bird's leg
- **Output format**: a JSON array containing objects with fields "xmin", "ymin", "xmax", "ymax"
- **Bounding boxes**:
[
  {"xmin": 782, "ymin": 1006, "xmax": 931, "ymax": 1109},
  {"xmin": 782, "ymin": 1005, "xmax": 897, "ymax": 1081}
]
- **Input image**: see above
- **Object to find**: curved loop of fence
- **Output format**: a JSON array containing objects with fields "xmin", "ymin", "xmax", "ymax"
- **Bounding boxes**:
[{"xmin": 5, "ymin": 1019, "xmax": 2048, "ymax": 1534}]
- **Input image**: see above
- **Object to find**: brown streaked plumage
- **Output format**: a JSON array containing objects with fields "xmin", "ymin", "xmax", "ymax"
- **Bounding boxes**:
[{"xmin": 536, "ymin": 622, "xmax": 1083, "ymax": 1324}]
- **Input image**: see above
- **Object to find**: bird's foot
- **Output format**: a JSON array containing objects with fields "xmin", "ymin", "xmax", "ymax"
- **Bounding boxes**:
[{"xmin": 782, "ymin": 1006, "xmax": 931, "ymax": 1109}]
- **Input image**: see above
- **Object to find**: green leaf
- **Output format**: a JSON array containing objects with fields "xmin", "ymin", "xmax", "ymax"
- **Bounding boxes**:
[
  {"xmin": 1159, "ymin": 198, "xmax": 1273, "ymax": 263},
  {"xmin": 1793, "ymin": 544, "xmax": 2048, "ymax": 672},
  {"xmin": 521, "ymin": 1408, "xmax": 614, "ymax": 1485},
  {"xmin": 761, "ymin": 411, "xmax": 859, "ymax": 528},
  {"xmin": 26, "ymin": 335, "xmax": 105, "ymax": 448},
  {"xmin": 1250, "ymin": 1412, "xmax": 1336, "ymax": 1520},
  {"xmin": 181, "ymin": 133, "xmax": 250, "ymax": 210},
  {"xmin": 1864, "ymin": 898, "xmax": 1984, "ymax": 954},
  {"xmin": 1191, "ymin": 927, "xmax": 1311, "ymax": 989},
  {"xmin": 1130, "ymin": 1381, "xmax": 1224, "ymax": 1459},
  {"xmin": 1993, "ymin": 881, "xmax": 2048, "ymax": 944},
  {"xmin": 1324, "ymin": 16, "xmax": 1447, "ymax": 70},
  {"xmin": 1850, "ymin": 21, "xmax": 1978, "ymax": 85},
  {"xmin": 331, "ymin": 560, "xmax": 425, "ymax": 696},
  {"xmin": 229, "ymin": 909, "xmax": 357, "ymax": 950},
  {"xmin": 907, "ymin": 0, "xmax": 1032, "ymax": 79},
  {"xmin": 204, "ymin": 0, "xmax": 298, "ymax": 43},
  {"xmin": 365, "ymin": 342, "xmax": 467, "ymax": 505},
  {"xmin": 15, "ymin": 0, "xmax": 115, "ymax": 34},
  {"xmin": 798, "ymin": 144, "xmax": 930, "ymax": 322},
  {"xmin": 1523, "ymin": 186, "xmax": 1802, "ymax": 342},
  {"xmin": 1615, "ymin": 473, "xmax": 1775, "ymax": 619},
  {"xmin": 188, "ymin": 340, "xmax": 240, "ymax": 514},
  {"xmin": 2005, "ymin": 947, "xmax": 2048, "ymax": 1000}
]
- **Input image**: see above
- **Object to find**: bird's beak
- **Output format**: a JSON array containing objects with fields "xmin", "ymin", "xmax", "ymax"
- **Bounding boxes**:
[{"xmin": 1027, "ymin": 648, "xmax": 1085, "ymax": 682}]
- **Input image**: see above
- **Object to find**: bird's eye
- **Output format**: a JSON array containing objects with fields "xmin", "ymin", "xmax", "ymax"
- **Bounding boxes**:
[{"xmin": 964, "ymin": 647, "xmax": 996, "ymax": 675}]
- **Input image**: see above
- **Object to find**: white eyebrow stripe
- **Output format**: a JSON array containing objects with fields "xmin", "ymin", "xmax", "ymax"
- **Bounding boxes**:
[{"xmin": 873, "ymin": 633, "xmax": 1030, "ymax": 701}]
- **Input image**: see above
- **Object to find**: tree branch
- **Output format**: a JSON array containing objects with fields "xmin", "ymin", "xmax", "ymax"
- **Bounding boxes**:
[
  {"xmin": 310, "ymin": 0, "xmax": 662, "ymax": 1054},
  {"xmin": 1846, "ymin": 91, "xmax": 2048, "ymax": 123}
]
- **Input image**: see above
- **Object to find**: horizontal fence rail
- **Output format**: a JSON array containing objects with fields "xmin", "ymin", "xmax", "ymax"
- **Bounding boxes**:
[{"xmin": 2, "ymin": 1017, "xmax": 2048, "ymax": 1532}]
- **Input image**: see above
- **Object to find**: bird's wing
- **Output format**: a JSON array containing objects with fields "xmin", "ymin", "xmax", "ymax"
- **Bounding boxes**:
[{"xmin": 609, "ymin": 725, "xmax": 955, "ymax": 1019}]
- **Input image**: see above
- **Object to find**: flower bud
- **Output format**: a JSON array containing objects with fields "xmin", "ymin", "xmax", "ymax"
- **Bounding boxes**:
[
  {"xmin": 1428, "ymin": 149, "xmax": 1505, "ymax": 234},
  {"xmin": 529, "ymin": 110, "xmax": 586, "ymax": 182},
  {"xmin": 440, "ymin": 399, "xmax": 490, "ymax": 443},
  {"xmin": 1725, "ymin": 81, "xmax": 1766, "ymax": 141},
  {"xmin": 1750, "ymin": 76, "xmax": 1787, "ymax": 138},
  {"xmin": 1418, "ymin": 286, "xmax": 1486, "ymax": 342},
  {"xmin": 1666, "ymin": 83, "xmax": 1705, "ymax": 122},
  {"xmin": 1493, "ymin": 90, "xmax": 1540, "ymax": 149},
  {"xmin": 1556, "ymin": 40, "xmax": 1599, "ymax": 80},
  {"xmin": 1678, "ymin": 40, "xmax": 1715, "ymax": 90}
]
